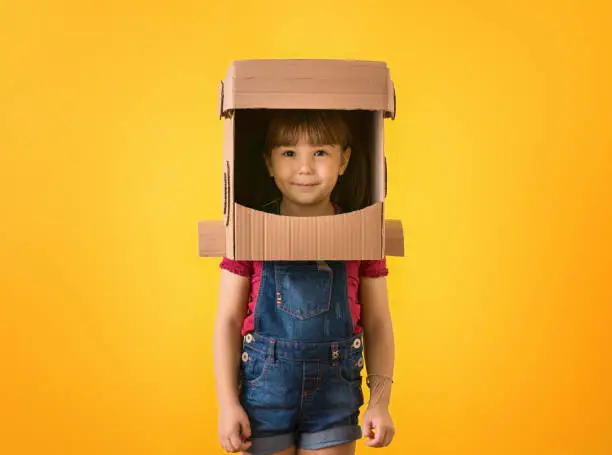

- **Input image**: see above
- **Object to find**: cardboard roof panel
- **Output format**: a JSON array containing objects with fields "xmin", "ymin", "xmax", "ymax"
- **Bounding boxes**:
[{"xmin": 221, "ymin": 59, "xmax": 395, "ymax": 118}]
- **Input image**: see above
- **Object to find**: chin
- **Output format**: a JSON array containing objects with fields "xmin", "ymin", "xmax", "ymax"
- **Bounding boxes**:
[
  {"xmin": 288, "ymin": 195, "xmax": 330, "ymax": 207},
  {"xmin": 289, "ymin": 197, "xmax": 320, "ymax": 206}
]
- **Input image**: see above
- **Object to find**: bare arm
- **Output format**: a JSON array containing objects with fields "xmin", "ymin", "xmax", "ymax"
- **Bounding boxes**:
[
  {"xmin": 360, "ymin": 275, "xmax": 395, "ymax": 409},
  {"xmin": 213, "ymin": 269, "xmax": 250, "ymax": 407}
]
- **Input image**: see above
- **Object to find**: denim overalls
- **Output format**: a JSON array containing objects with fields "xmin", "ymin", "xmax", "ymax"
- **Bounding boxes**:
[{"xmin": 239, "ymin": 200, "xmax": 365, "ymax": 454}]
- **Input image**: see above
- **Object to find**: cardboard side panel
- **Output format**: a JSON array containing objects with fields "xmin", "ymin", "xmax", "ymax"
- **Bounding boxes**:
[
  {"xmin": 234, "ymin": 203, "xmax": 384, "ymax": 260},
  {"xmin": 223, "ymin": 116, "xmax": 235, "ymax": 258},
  {"xmin": 373, "ymin": 112, "xmax": 385, "ymax": 203}
]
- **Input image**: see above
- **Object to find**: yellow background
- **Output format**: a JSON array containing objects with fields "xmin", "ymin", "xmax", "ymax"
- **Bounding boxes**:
[{"xmin": 1, "ymin": 1, "xmax": 611, "ymax": 454}]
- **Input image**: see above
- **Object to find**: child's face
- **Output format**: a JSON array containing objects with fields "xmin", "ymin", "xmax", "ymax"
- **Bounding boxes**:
[{"xmin": 265, "ymin": 137, "xmax": 351, "ymax": 210}]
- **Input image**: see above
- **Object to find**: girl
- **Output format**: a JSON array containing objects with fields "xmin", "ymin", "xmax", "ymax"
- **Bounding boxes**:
[{"xmin": 213, "ymin": 110, "xmax": 395, "ymax": 455}]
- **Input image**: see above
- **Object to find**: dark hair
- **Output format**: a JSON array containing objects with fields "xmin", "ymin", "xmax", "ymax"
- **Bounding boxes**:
[{"xmin": 263, "ymin": 109, "xmax": 369, "ymax": 212}]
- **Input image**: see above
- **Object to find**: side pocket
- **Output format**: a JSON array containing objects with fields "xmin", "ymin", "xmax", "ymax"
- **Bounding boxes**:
[
  {"xmin": 240, "ymin": 346, "xmax": 270, "ymax": 386},
  {"xmin": 338, "ymin": 350, "xmax": 365, "ymax": 384}
]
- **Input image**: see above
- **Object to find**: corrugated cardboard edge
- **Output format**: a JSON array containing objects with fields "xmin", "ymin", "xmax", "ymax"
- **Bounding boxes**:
[
  {"xmin": 388, "ymin": 79, "xmax": 396, "ymax": 120},
  {"xmin": 198, "ymin": 218, "xmax": 404, "ymax": 258}
]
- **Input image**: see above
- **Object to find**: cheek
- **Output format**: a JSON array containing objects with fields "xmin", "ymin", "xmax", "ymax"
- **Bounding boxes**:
[
  {"xmin": 318, "ymin": 162, "xmax": 341, "ymax": 179},
  {"xmin": 271, "ymin": 161, "xmax": 293, "ymax": 180}
]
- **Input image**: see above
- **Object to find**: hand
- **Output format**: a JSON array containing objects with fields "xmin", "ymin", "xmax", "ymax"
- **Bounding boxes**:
[
  {"xmin": 362, "ymin": 405, "xmax": 395, "ymax": 448},
  {"xmin": 218, "ymin": 402, "xmax": 252, "ymax": 453}
]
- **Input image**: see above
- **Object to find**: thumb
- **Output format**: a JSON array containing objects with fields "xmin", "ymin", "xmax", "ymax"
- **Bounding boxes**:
[
  {"xmin": 240, "ymin": 417, "xmax": 252, "ymax": 439},
  {"xmin": 362, "ymin": 416, "xmax": 374, "ymax": 439}
]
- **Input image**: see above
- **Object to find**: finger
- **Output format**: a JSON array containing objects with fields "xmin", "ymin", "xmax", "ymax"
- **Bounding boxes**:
[
  {"xmin": 229, "ymin": 432, "xmax": 243, "ymax": 452},
  {"xmin": 365, "ymin": 426, "xmax": 376, "ymax": 446},
  {"xmin": 220, "ymin": 436, "xmax": 234, "ymax": 453},
  {"xmin": 222, "ymin": 436, "xmax": 234, "ymax": 453},
  {"xmin": 375, "ymin": 427, "xmax": 388, "ymax": 447},
  {"xmin": 238, "ymin": 440, "xmax": 252, "ymax": 452},
  {"xmin": 219, "ymin": 440, "xmax": 227, "ymax": 452},
  {"xmin": 238, "ymin": 419, "xmax": 252, "ymax": 452},
  {"xmin": 364, "ymin": 418, "xmax": 378, "ymax": 446},
  {"xmin": 362, "ymin": 419, "xmax": 374, "ymax": 439},
  {"xmin": 382, "ymin": 427, "xmax": 395, "ymax": 447},
  {"xmin": 367, "ymin": 426, "xmax": 386, "ymax": 447},
  {"xmin": 240, "ymin": 420, "xmax": 252, "ymax": 440},
  {"xmin": 226, "ymin": 435, "xmax": 238, "ymax": 453}
]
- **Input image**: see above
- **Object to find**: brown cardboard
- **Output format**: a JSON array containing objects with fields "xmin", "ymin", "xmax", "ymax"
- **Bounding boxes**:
[
  {"xmin": 198, "ymin": 58, "xmax": 404, "ymax": 261},
  {"xmin": 198, "ymin": 219, "xmax": 404, "ymax": 259},
  {"xmin": 220, "ymin": 59, "xmax": 396, "ymax": 118}
]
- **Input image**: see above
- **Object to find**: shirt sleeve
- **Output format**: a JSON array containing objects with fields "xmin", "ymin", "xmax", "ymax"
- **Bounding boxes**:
[
  {"xmin": 219, "ymin": 256, "xmax": 253, "ymax": 277},
  {"xmin": 359, "ymin": 257, "xmax": 389, "ymax": 278}
]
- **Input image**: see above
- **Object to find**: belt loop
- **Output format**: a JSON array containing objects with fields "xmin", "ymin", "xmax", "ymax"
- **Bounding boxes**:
[
  {"xmin": 331, "ymin": 342, "xmax": 339, "ymax": 365},
  {"xmin": 267, "ymin": 338, "xmax": 277, "ymax": 362}
]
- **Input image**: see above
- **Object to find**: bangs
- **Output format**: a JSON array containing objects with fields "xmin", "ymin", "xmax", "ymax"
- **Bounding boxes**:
[{"xmin": 265, "ymin": 110, "xmax": 351, "ymax": 151}]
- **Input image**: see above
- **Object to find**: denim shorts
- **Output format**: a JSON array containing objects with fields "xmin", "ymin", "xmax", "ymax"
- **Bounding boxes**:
[{"xmin": 238, "ymin": 332, "xmax": 365, "ymax": 455}]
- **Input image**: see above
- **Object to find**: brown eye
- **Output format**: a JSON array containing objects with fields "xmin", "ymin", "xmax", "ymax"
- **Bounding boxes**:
[
  {"xmin": 314, "ymin": 149, "xmax": 328, "ymax": 157},
  {"xmin": 282, "ymin": 150, "xmax": 296, "ymax": 157}
]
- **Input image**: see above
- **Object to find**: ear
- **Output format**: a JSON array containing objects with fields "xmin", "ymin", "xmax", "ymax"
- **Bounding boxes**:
[
  {"xmin": 339, "ymin": 146, "xmax": 352, "ymax": 175},
  {"xmin": 263, "ymin": 152, "xmax": 273, "ymax": 177}
]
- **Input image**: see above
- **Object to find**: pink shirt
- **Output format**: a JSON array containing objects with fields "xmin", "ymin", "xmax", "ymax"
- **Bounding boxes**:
[{"xmin": 220, "ymin": 257, "xmax": 388, "ymax": 336}]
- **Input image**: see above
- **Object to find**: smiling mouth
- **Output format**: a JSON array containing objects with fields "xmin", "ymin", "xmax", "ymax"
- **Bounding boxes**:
[{"xmin": 292, "ymin": 182, "xmax": 318, "ymax": 187}]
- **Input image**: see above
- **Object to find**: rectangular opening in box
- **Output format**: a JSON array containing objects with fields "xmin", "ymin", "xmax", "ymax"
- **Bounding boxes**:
[{"xmin": 232, "ymin": 109, "xmax": 385, "ymax": 215}]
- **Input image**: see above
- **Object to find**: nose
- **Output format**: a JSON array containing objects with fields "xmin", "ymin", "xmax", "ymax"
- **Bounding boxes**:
[{"xmin": 296, "ymin": 154, "xmax": 315, "ymax": 174}]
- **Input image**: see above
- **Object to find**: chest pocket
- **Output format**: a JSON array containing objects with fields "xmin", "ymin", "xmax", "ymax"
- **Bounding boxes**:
[{"xmin": 274, "ymin": 261, "xmax": 334, "ymax": 320}]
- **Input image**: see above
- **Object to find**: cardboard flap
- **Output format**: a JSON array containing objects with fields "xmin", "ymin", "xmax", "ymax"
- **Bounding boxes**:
[
  {"xmin": 384, "ymin": 219, "xmax": 404, "ymax": 256},
  {"xmin": 198, "ymin": 218, "xmax": 405, "ymax": 259},
  {"xmin": 198, "ymin": 220, "xmax": 226, "ymax": 257}
]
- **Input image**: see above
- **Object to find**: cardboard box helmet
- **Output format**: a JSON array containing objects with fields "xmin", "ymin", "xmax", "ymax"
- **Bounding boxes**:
[{"xmin": 198, "ymin": 59, "xmax": 404, "ymax": 261}]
